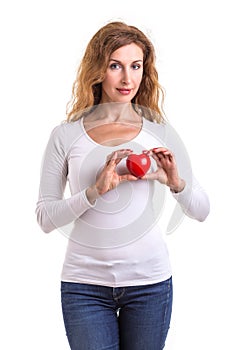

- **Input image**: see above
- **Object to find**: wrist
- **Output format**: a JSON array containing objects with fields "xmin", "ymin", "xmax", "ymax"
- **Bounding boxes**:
[
  {"xmin": 169, "ymin": 178, "xmax": 186, "ymax": 193},
  {"xmin": 86, "ymin": 185, "xmax": 100, "ymax": 205}
]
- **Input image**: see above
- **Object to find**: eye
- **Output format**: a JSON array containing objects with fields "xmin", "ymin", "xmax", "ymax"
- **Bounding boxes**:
[
  {"xmin": 109, "ymin": 63, "xmax": 121, "ymax": 70},
  {"xmin": 132, "ymin": 64, "xmax": 141, "ymax": 70}
]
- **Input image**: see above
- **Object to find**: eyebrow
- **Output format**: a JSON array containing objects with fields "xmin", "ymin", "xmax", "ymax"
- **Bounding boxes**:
[{"xmin": 109, "ymin": 59, "xmax": 143, "ymax": 63}]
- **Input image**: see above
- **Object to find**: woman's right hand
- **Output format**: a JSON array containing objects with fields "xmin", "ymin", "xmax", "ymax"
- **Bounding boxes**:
[{"xmin": 86, "ymin": 149, "xmax": 138, "ymax": 204}]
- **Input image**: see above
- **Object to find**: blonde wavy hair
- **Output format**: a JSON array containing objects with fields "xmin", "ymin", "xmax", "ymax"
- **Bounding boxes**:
[{"xmin": 66, "ymin": 21, "xmax": 165, "ymax": 123}]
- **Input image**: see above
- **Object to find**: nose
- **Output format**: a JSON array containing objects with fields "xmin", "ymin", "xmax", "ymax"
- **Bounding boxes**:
[{"xmin": 121, "ymin": 67, "xmax": 131, "ymax": 85}]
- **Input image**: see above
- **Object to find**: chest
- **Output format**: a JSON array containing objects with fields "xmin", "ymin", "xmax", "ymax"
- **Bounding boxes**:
[{"xmin": 85, "ymin": 122, "xmax": 141, "ymax": 147}]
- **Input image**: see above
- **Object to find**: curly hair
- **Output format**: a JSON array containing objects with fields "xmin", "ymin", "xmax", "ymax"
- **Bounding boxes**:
[{"xmin": 66, "ymin": 21, "xmax": 165, "ymax": 123}]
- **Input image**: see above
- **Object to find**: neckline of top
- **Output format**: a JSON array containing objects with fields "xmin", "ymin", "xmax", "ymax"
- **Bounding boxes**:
[{"xmin": 80, "ymin": 117, "xmax": 144, "ymax": 148}]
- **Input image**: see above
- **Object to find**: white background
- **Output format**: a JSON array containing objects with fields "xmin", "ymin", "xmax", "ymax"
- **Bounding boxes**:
[{"xmin": 0, "ymin": 0, "xmax": 232, "ymax": 349}]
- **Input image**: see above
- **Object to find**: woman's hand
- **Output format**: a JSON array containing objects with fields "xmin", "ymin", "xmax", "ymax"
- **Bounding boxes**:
[
  {"xmin": 86, "ymin": 149, "xmax": 138, "ymax": 203},
  {"xmin": 142, "ymin": 148, "xmax": 185, "ymax": 193}
]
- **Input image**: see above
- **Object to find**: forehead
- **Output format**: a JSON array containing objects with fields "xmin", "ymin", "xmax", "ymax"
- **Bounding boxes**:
[{"xmin": 110, "ymin": 43, "xmax": 143, "ymax": 61}]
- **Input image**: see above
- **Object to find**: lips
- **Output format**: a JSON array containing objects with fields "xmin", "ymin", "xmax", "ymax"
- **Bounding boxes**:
[{"xmin": 117, "ymin": 88, "xmax": 132, "ymax": 95}]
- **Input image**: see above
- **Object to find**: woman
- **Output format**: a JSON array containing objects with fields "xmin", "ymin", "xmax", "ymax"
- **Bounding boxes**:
[{"xmin": 36, "ymin": 21, "xmax": 210, "ymax": 350}]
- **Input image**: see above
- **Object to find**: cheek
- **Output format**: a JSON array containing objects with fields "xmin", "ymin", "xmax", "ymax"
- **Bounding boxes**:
[
  {"xmin": 135, "ymin": 72, "xmax": 143, "ymax": 86},
  {"xmin": 102, "ymin": 75, "xmax": 115, "ymax": 90},
  {"xmin": 101, "ymin": 79, "xmax": 110, "ymax": 93}
]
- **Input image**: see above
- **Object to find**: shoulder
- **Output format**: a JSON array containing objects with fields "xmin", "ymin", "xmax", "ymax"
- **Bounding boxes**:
[
  {"xmin": 51, "ymin": 119, "xmax": 82, "ymax": 137},
  {"xmin": 50, "ymin": 119, "xmax": 83, "ymax": 142},
  {"xmin": 142, "ymin": 117, "xmax": 166, "ymax": 140},
  {"xmin": 46, "ymin": 119, "xmax": 84, "ymax": 155}
]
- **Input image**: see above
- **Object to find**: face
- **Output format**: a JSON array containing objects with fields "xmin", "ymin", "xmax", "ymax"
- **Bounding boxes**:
[{"xmin": 100, "ymin": 43, "xmax": 143, "ymax": 103}]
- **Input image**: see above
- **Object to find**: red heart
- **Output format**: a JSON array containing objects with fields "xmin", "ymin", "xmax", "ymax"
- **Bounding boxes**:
[{"xmin": 126, "ymin": 153, "xmax": 151, "ymax": 178}]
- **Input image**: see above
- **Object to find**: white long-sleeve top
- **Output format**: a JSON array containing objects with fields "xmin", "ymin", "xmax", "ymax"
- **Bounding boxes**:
[{"xmin": 36, "ymin": 117, "xmax": 210, "ymax": 287}]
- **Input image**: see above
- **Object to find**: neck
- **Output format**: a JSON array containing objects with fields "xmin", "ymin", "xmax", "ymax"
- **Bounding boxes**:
[{"xmin": 89, "ymin": 102, "xmax": 141, "ymax": 124}]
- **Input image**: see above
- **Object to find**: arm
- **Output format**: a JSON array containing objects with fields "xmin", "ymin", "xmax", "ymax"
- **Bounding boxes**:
[
  {"xmin": 143, "ymin": 147, "xmax": 210, "ymax": 222},
  {"xmin": 163, "ymin": 122, "xmax": 210, "ymax": 222},
  {"xmin": 36, "ymin": 127, "xmax": 137, "ymax": 233},
  {"xmin": 35, "ymin": 125, "xmax": 95, "ymax": 233},
  {"xmin": 171, "ymin": 175, "xmax": 210, "ymax": 222}
]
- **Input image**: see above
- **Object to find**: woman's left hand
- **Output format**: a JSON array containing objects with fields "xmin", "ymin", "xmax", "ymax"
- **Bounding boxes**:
[{"xmin": 142, "ymin": 148, "xmax": 185, "ymax": 193}]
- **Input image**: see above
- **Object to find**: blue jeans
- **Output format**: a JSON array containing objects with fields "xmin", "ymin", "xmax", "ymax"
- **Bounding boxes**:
[{"xmin": 61, "ymin": 277, "xmax": 172, "ymax": 350}]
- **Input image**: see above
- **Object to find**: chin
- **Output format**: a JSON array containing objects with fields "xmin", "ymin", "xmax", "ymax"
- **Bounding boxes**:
[{"xmin": 113, "ymin": 95, "xmax": 134, "ymax": 103}]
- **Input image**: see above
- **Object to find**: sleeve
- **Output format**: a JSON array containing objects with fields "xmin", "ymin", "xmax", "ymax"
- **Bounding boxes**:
[
  {"xmin": 171, "ymin": 176, "xmax": 210, "ymax": 222},
  {"xmin": 35, "ymin": 124, "xmax": 95, "ymax": 233},
  {"xmin": 164, "ymin": 121, "xmax": 210, "ymax": 222}
]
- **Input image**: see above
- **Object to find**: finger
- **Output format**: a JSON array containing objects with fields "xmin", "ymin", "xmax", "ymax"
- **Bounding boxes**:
[
  {"xmin": 105, "ymin": 151, "xmax": 118, "ymax": 168},
  {"xmin": 153, "ymin": 148, "xmax": 174, "ymax": 159},
  {"xmin": 117, "ymin": 148, "xmax": 133, "ymax": 153},
  {"xmin": 106, "ymin": 149, "xmax": 133, "ymax": 165},
  {"xmin": 116, "ymin": 149, "xmax": 133, "ymax": 158},
  {"xmin": 159, "ymin": 151, "xmax": 175, "ymax": 164},
  {"xmin": 167, "ymin": 153, "xmax": 174, "ymax": 162},
  {"xmin": 141, "ymin": 171, "xmax": 159, "ymax": 181},
  {"xmin": 105, "ymin": 152, "xmax": 114, "ymax": 165},
  {"xmin": 151, "ymin": 153, "xmax": 163, "ymax": 167},
  {"xmin": 114, "ymin": 149, "xmax": 133, "ymax": 165},
  {"xmin": 153, "ymin": 149, "xmax": 175, "ymax": 164},
  {"xmin": 142, "ymin": 149, "xmax": 151, "ymax": 155},
  {"xmin": 119, "ymin": 174, "xmax": 138, "ymax": 182},
  {"xmin": 157, "ymin": 153, "xmax": 166, "ymax": 160},
  {"xmin": 109, "ymin": 151, "xmax": 118, "ymax": 165},
  {"xmin": 152, "ymin": 147, "xmax": 168, "ymax": 153}
]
